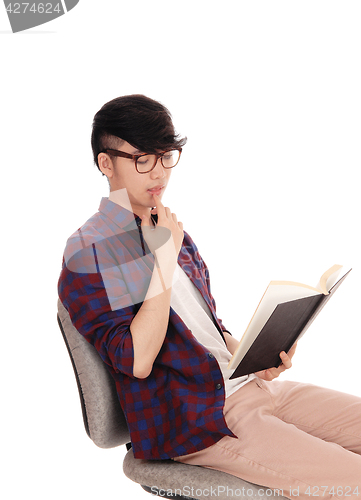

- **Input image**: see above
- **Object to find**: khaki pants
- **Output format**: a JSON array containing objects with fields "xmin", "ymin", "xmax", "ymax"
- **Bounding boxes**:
[{"xmin": 174, "ymin": 378, "xmax": 361, "ymax": 500}]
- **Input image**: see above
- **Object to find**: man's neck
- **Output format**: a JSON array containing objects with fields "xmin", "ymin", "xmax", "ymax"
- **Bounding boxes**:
[{"xmin": 108, "ymin": 188, "xmax": 151, "ymax": 219}]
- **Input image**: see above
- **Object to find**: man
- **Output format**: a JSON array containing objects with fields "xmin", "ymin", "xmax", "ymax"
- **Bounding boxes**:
[{"xmin": 58, "ymin": 94, "xmax": 361, "ymax": 499}]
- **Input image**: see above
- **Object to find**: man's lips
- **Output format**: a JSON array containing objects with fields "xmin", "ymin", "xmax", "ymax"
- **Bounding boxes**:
[{"xmin": 147, "ymin": 185, "xmax": 165, "ymax": 195}]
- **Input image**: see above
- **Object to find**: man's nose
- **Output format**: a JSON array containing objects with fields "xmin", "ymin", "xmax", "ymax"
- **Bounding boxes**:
[{"xmin": 151, "ymin": 158, "xmax": 166, "ymax": 178}]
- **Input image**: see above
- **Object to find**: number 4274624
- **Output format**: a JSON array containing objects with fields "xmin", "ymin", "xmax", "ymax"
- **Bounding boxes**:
[
  {"xmin": 6, "ymin": 3, "xmax": 62, "ymax": 14},
  {"xmin": 305, "ymin": 486, "xmax": 359, "ymax": 497}
]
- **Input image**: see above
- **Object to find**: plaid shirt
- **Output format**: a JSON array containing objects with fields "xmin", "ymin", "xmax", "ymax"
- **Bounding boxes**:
[{"xmin": 58, "ymin": 198, "xmax": 235, "ymax": 460}]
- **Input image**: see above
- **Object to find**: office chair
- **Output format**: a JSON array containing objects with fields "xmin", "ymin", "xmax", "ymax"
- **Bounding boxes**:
[{"xmin": 57, "ymin": 299, "xmax": 286, "ymax": 500}]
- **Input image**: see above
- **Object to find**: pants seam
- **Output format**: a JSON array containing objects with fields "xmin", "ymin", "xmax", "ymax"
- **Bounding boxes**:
[
  {"xmin": 280, "ymin": 417, "xmax": 361, "ymax": 440},
  {"xmin": 256, "ymin": 379, "xmax": 361, "ymax": 440},
  {"xmin": 211, "ymin": 440, "xmax": 346, "ymax": 500},
  {"xmin": 255, "ymin": 377, "xmax": 276, "ymax": 413},
  {"xmin": 212, "ymin": 441, "xmax": 312, "ymax": 490}
]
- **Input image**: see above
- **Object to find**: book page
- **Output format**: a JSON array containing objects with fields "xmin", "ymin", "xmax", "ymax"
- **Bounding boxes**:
[{"xmin": 317, "ymin": 264, "xmax": 343, "ymax": 294}]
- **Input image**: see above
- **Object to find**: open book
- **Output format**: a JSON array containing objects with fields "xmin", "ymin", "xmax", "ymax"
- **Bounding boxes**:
[{"xmin": 228, "ymin": 265, "xmax": 351, "ymax": 379}]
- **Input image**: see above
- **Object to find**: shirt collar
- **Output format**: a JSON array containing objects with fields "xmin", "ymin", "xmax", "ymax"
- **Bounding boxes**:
[{"xmin": 98, "ymin": 197, "xmax": 141, "ymax": 232}]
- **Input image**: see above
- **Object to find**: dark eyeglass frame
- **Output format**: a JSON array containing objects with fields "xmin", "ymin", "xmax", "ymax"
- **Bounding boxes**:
[{"xmin": 100, "ymin": 148, "xmax": 182, "ymax": 174}]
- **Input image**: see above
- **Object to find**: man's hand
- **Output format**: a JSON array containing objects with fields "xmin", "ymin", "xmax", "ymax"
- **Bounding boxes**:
[
  {"xmin": 255, "ymin": 342, "xmax": 297, "ymax": 381},
  {"xmin": 141, "ymin": 194, "xmax": 184, "ymax": 265},
  {"xmin": 131, "ymin": 195, "xmax": 184, "ymax": 379}
]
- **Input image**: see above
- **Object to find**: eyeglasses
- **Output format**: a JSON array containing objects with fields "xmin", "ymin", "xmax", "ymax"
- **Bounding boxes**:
[{"xmin": 101, "ymin": 148, "xmax": 182, "ymax": 174}]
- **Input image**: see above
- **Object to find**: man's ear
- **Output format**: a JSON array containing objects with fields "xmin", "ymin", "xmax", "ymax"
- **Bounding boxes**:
[{"xmin": 98, "ymin": 152, "xmax": 114, "ymax": 179}]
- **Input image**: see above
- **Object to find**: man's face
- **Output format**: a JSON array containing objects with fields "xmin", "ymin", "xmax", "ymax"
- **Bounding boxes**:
[{"xmin": 105, "ymin": 141, "xmax": 171, "ymax": 216}]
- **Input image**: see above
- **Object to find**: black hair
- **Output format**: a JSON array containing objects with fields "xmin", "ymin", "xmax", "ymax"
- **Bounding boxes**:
[{"xmin": 91, "ymin": 94, "xmax": 187, "ymax": 171}]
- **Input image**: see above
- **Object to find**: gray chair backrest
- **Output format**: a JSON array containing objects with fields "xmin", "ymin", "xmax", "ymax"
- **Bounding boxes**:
[{"xmin": 57, "ymin": 299, "xmax": 130, "ymax": 449}]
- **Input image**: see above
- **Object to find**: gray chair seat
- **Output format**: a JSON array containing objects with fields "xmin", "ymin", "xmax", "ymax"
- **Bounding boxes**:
[
  {"xmin": 123, "ymin": 449, "xmax": 282, "ymax": 500},
  {"xmin": 57, "ymin": 299, "xmax": 287, "ymax": 500}
]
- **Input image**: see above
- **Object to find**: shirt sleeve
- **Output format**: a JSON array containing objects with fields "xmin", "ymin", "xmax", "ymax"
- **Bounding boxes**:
[{"xmin": 58, "ymin": 235, "xmax": 138, "ymax": 379}]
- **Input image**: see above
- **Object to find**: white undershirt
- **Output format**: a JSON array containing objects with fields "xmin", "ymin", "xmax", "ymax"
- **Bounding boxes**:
[{"xmin": 170, "ymin": 264, "xmax": 255, "ymax": 398}]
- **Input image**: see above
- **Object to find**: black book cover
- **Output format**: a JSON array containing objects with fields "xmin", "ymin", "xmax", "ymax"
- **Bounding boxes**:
[{"xmin": 230, "ymin": 270, "xmax": 350, "ymax": 379}]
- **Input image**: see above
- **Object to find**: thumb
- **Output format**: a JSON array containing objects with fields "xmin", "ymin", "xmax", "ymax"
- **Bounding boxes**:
[{"xmin": 140, "ymin": 214, "xmax": 151, "ymax": 226}]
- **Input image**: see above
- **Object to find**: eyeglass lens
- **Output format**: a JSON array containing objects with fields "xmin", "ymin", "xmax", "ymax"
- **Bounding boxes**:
[{"xmin": 136, "ymin": 150, "xmax": 181, "ymax": 173}]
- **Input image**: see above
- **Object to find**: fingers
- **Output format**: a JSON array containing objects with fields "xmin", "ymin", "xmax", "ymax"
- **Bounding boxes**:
[
  {"xmin": 288, "ymin": 342, "xmax": 297, "ymax": 359},
  {"xmin": 152, "ymin": 194, "xmax": 164, "ymax": 217},
  {"xmin": 279, "ymin": 351, "xmax": 292, "ymax": 370},
  {"xmin": 256, "ymin": 351, "xmax": 293, "ymax": 381},
  {"xmin": 267, "ymin": 370, "xmax": 279, "ymax": 381},
  {"xmin": 172, "ymin": 212, "xmax": 183, "ymax": 230},
  {"xmin": 152, "ymin": 195, "xmax": 171, "ymax": 223},
  {"xmin": 261, "ymin": 352, "xmax": 291, "ymax": 381},
  {"xmin": 153, "ymin": 194, "xmax": 183, "ymax": 229},
  {"xmin": 261, "ymin": 364, "xmax": 286, "ymax": 381},
  {"xmin": 140, "ymin": 213, "xmax": 151, "ymax": 227}
]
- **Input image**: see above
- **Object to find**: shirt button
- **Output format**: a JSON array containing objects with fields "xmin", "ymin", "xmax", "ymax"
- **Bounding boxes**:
[
  {"xmin": 208, "ymin": 353, "xmax": 214, "ymax": 359},
  {"xmin": 216, "ymin": 383, "xmax": 222, "ymax": 390}
]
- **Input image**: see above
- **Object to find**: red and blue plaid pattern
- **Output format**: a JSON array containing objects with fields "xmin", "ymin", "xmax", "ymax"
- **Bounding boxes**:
[{"xmin": 58, "ymin": 198, "xmax": 235, "ymax": 460}]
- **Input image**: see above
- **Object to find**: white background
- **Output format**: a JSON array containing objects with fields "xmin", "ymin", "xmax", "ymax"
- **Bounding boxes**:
[{"xmin": 1, "ymin": 1, "xmax": 360, "ymax": 499}]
